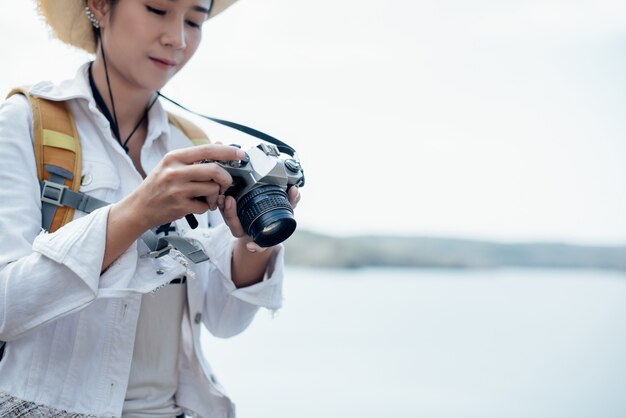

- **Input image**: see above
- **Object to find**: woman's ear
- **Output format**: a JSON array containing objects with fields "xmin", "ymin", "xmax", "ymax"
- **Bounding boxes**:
[{"xmin": 87, "ymin": 0, "xmax": 112, "ymax": 28}]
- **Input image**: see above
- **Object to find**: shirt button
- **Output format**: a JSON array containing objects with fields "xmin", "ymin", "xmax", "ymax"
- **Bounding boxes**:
[
  {"xmin": 194, "ymin": 313, "xmax": 202, "ymax": 324},
  {"xmin": 157, "ymin": 269, "xmax": 165, "ymax": 275},
  {"xmin": 81, "ymin": 173, "xmax": 93, "ymax": 186}
]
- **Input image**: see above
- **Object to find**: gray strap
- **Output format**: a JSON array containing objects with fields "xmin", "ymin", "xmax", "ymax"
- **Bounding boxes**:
[
  {"xmin": 40, "ymin": 179, "xmax": 109, "ymax": 219},
  {"xmin": 160, "ymin": 236, "xmax": 210, "ymax": 264},
  {"xmin": 140, "ymin": 231, "xmax": 209, "ymax": 263},
  {"xmin": 140, "ymin": 228, "xmax": 162, "ymax": 251},
  {"xmin": 39, "ymin": 180, "xmax": 209, "ymax": 263}
]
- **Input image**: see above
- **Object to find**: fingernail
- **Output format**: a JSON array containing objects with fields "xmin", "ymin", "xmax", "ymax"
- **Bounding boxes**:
[
  {"xmin": 217, "ymin": 195, "xmax": 225, "ymax": 209},
  {"xmin": 225, "ymin": 197, "xmax": 232, "ymax": 210},
  {"xmin": 236, "ymin": 150, "xmax": 245, "ymax": 159}
]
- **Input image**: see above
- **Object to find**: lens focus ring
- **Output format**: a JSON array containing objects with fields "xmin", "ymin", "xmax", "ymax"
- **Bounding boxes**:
[{"xmin": 237, "ymin": 186, "xmax": 293, "ymax": 236}]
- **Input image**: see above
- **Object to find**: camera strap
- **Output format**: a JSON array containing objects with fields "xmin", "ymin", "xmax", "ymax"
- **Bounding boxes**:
[{"xmin": 158, "ymin": 93, "xmax": 298, "ymax": 157}]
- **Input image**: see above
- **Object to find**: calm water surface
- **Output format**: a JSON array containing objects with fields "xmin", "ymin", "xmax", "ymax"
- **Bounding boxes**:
[{"xmin": 202, "ymin": 267, "xmax": 626, "ymax": 418}]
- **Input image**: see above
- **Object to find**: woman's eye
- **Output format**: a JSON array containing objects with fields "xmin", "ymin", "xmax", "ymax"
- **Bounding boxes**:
[
  {"xmin": 186, "ymin": 20, "xmax": 201, "ymax": 29},
  {"xmin": 146, "ymin": 5, "xmax": 166, "ymax": 15}
]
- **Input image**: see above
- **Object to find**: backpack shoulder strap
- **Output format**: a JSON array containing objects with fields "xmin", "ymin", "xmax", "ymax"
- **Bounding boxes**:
[
  {"xmin": 7, "ymin": 87, "xmax": 82, "ymax": 232},
  {"xmin": 167, "ymin": 112, "xmax": 210, "ymax": 146},
  {"xmin": 0, "ymin": 90, "xmax": 209, "ymax": 266}
]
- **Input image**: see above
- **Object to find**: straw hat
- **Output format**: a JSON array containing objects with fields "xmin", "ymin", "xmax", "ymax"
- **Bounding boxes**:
[{"xmin": 38, "ymin": 0, "xmax": 239, "ymax": 54}]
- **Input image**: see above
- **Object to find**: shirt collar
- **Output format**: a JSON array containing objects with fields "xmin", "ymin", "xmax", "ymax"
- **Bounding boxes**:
[{"xmin": 28, "ymin": 62, "xmax": 171, "ymax": 147}]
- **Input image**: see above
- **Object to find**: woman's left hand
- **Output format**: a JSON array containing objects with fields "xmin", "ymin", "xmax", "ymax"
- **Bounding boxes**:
[{"xmin": 217, "ymin": 185, "xmax": 302, "ymax": 252}]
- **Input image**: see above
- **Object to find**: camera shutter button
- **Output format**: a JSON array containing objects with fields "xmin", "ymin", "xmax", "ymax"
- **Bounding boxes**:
[
  {"xmin": 285, "ymin": 159, "xmax": 301, "ymax": 172},
  {"xmin": 241, "ymin": 153, "xmax": 250, "ymax": 166}
]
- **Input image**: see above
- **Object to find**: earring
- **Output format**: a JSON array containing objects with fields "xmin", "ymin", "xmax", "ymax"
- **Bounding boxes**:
[{"xmin": 85, "ymin": 6, "xmax": 100, "ymax": 29}]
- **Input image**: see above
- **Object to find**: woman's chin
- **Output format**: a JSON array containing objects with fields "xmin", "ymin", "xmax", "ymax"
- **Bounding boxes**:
[
  {"xmin": 139, "ymin": 76, "xmax": 171, "ymax": 93},
  {"xmin": 147, "ymin": 71, "xmax": 179, "ymax": 92}
]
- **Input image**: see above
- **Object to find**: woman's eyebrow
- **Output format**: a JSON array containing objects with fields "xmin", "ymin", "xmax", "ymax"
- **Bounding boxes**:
[
  {"xmin": 166, "ymin": 0, "xmax": 211, "ymax": 15},
  {"xmin": 193, "ymin": 5, "xmax": 211, "ymax": 15}
]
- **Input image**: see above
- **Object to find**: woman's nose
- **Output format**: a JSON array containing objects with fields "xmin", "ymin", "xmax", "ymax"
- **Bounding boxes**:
[{"xmin": 161, "ymin": 17, "xmax": 186, "ymax": 49}]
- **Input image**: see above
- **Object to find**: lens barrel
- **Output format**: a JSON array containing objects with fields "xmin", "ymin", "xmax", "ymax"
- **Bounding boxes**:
[{"xmin": 237, "ymin": 184, "xmax": 296, "ymax": 247}]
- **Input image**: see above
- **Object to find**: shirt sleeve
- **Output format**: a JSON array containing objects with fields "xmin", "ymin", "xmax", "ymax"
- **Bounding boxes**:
[{"xmin": 180, "ymin": 221, "xmax": 285, "ymax": 338}]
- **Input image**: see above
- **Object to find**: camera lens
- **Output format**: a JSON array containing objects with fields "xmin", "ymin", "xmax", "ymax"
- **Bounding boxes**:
[{"xmin": 237, "ymin": 184, "xmax": 296, "ymax": 247}]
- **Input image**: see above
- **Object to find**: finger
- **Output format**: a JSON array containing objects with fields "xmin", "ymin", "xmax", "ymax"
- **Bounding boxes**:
[
  {"xmin": 217, "ymin": 194, "xmax": 226, "ymax": 211},
  {"xmin": 153, "ymin": 163, "xmax": 232, "ymax": 196},
  {"xmin": 183, "ymin": 163, "xmax": 234, "ymax": 193},
  {"xmin": 219, "ymin": 196, "xmax": 245, "ymax": 237},
  {"xmin": 186, "ymin": 181, "xmax": 222, "ymax": 211},
  {"xmin": 165, "ymin": 144, "xmax": 244, "ymax": 165},
  {"xmin": 288, "ymin": 186, "xmax": 301, "ymax": 209},
  {"xmin": 185, "ymin": 198, "xmax": 211, "ymax": 215}
]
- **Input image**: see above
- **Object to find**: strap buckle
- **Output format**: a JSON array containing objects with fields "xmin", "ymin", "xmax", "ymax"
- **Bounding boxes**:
[
  {"xmin": 145, "ymin": 243, "xmax": 174, "ymax": 259},
  {"xmin": 41, "ymin": 180, "xmax": 68, "ymax": 206}
]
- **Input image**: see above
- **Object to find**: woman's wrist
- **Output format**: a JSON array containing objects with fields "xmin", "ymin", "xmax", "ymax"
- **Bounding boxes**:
[
  {"xmin": 111, "ymin": 194, "xmax": 153, "ymax": 234},
  {"xmin": 231, "ymin": 237, "xmax": 275, "ymax": 287},
  {"xmin": 102, "ymin": 198, "xmax": 149, "ymax": 272}
]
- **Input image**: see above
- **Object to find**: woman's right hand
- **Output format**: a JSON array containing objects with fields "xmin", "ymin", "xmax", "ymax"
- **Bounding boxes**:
[
  {"xmin": 103, "ymin": 144, "xmax": 243, "ymax": 271},
  {"xmin": 123, "ymin": 144, "xmax": 245, "ymax": 231}
]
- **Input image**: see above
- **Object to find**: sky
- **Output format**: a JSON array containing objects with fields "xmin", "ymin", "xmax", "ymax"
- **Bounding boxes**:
[{"xmin": 1, "ymin": 0, "xmax": 625, "ymax": 245}]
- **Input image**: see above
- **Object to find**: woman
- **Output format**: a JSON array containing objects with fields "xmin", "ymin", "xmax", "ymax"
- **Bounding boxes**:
[{"xmin": 0, "ymin": 0, "xmax": 300, "ymax": 416}]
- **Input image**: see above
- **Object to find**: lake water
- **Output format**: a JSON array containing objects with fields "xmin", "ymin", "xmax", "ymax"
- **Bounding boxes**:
[{"xmin": 201, "ymin": 267, "xmax": 626, "ymax": 418}]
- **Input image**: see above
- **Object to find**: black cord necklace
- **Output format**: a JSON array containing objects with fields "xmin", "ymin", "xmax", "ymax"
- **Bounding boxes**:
[{"xmin": 88, "ymin": 57, "xmax": 158, "ymax": 154}]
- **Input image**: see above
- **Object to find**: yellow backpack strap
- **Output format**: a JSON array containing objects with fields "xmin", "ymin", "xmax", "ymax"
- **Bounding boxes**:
[
  {"xmin": 7, "ymin": 87, "xmax": 82, "ymax": 232},
  {"xmin": 167, "ymin": 112, "xmax": 210, "ymax": 146}
]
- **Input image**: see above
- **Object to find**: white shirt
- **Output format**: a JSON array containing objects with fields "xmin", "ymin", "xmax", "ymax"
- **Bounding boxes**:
[
  {"xmin": 0, "ymin": 63, "xmax": 285, "ymax": 418},
  {"xmin": 123, "ymin": 283, "xmax": 187, "ymax": 417}
]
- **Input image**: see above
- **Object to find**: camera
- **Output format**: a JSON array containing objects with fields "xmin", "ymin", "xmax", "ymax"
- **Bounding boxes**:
[{"xmin": 206, "ymin": 143, "xmax": 305, "ymax": 247}]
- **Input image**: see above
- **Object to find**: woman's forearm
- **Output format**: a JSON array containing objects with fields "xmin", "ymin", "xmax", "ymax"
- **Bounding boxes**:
[
  {"xmin": 102, "ymin": 197, "xmax": 149, "ymax": 272},
  {"xmin": 230, "ymin": 238, "xmax": 275, "ymax": 288}
]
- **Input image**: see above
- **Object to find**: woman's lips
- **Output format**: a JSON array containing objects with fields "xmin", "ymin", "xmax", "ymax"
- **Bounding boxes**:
[{"xmin": 150, "ymin": 57, "xmax": 177, "ymax": 70}]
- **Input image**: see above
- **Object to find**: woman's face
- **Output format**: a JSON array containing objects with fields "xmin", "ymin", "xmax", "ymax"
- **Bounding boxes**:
[{"xmin": 97, "ymin": 0, "xmax": 212, "ymax": 91}]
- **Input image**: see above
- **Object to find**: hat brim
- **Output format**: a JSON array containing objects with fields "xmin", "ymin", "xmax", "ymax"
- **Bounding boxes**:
[{"xmin": 38, "ymin": 0, "xmax": 239, "ymax": 54}]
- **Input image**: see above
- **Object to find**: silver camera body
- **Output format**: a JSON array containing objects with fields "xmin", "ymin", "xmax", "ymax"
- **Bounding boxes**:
[{"xmin": 207, "ymin": 143, "xmax": 305, "ymax": 247}]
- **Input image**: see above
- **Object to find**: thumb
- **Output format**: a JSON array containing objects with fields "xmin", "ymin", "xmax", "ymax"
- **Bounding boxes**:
[{"xmin": 246, "ymin": 241, "xmax": 269, "ymax": 253}]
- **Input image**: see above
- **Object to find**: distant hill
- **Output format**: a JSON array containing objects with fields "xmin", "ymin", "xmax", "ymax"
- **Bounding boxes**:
[{"xmin": 284, "ymin": 230, "xmax": 626, "ymax": 270}]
